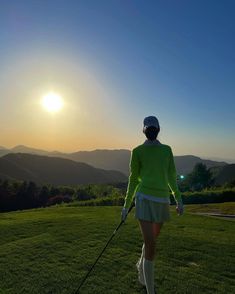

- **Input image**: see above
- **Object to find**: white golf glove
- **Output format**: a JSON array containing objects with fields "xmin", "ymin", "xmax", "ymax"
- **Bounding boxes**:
[
  {"xmin": 176, "ymin": 200, "xmax": 184, "ymax": 216},
  {"xmin": 121, "ymin": 207, "xmax": 129, "ymax": 222}
]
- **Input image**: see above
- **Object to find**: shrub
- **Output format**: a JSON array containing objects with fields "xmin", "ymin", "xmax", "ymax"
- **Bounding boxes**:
[
  {"xmin": 170, "ymin": 189, "xmax": 235, "ymax": 205},
  {"xmin": 47, "ymin": 195, "xmax": 72, "ymax": 206}
]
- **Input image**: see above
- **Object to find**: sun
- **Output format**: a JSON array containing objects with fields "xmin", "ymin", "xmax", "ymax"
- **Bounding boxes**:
[{"xmin": 41, "ymin": 92, "xmax": 63, "ymax": 113}]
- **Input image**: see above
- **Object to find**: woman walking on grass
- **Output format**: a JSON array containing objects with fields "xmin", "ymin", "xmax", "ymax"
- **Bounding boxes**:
[{"xmin": 121, "ymin": 116, "xmax": 184, "ymax": 294}]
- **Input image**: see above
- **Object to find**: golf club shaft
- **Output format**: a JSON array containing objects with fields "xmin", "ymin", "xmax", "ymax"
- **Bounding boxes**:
[{"xmin": 74, "ymin": 201, "xmax": 135, "ymax": 294}]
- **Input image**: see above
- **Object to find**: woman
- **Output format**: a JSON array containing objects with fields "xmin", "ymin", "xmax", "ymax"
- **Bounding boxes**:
[{"xmin": 121, "ymin": 116, "xmax": 184, "ymax": 294}]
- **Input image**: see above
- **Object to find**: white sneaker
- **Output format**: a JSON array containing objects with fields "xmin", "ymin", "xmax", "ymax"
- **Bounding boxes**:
[{"xmin": 136, "ymin": 258, "xmax": 145, "ymax": 286}]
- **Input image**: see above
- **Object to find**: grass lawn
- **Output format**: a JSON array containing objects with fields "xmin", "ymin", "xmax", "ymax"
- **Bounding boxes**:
[{"xmin": 0, "ymin": 204, "xmax": 234, "ymax": 294}]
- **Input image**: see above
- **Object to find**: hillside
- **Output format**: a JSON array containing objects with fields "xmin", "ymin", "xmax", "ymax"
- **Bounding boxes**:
[
  {"xmin": 174, "ymin": 155, "xmax": 227, "ymax": 175},
  {"xmin": 0, "ymin": 153, "xmax": 127, "ymax": 185},
  {"xmin": 67, "ymin": 149, "xmax": 131, "ymax": 174},
  {"xmin": 0, "ymin": 145, "xmax": 230, "ymax": 175},
  {"xmin": 0, "ymin": 148, "xmax": 10, "ymax": 157},
  {"xmin": 212, "ymin": 164, "xmax": 235, "ymax": 185}
]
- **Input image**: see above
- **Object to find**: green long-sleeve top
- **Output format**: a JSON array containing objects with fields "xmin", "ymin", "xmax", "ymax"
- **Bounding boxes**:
[{"xmin": 124, "ymin": 143, "xmax": 182, "ymax": 209}]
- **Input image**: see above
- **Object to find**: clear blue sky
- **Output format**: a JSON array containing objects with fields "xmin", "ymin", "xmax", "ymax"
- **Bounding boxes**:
[{"xmin": 0, "ymin": 0, "xmax": 234, "ymax": 161}]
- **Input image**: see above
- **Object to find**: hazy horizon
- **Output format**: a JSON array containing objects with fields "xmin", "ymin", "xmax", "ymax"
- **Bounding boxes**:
[
  {"xmin": 0, "ymin": 143, "xmax": 234, "ymax": 163},
  {"xmin": 1, "ymin": 1, "xmax": 234, "ymax": 160}
]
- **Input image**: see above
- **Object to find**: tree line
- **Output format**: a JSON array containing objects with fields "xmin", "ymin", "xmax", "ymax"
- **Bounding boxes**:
[
  {"xmin": 177, "ymin": 163, "xmax": 235, "ymax": 191},
  {"xmin": 0, "ymin": 179, "xmax": 124, "ymax": 212},
  {"xmin": 0, "ymin": 163, "xmax": 234, "ymax": 212}
]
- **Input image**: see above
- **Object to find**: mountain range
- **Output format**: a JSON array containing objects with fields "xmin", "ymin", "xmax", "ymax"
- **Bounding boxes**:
[
  {"xmin": 0, "ymin": 153, "xmax": 127, "ymax": 185},
  {"xmin": 0, "ymin": 145, "xmax": 230, "ymax": 175},
  {"xmin": 0, "ymin": 145, "xmax": 234, "ymax": 186},
  {"xmin": 210, "ymin": 164, "xmax": 235, "ymax": 185}
]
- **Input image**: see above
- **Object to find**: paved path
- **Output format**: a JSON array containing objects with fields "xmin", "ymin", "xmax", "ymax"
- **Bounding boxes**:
[{"xmin": 193, "ymin": 212, "xmax": 235, "ymax": 220}]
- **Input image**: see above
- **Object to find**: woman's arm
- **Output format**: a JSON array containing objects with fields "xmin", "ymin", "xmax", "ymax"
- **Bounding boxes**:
[
  {"xmin": 124, "ymin": 148, "xmax": 140, "ymax": 209},
  {"xmin": 168, "ymin": 147, "xmax": 182, "ymax": 204}
]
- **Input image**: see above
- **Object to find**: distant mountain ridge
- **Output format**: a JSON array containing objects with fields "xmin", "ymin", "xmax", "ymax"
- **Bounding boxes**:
[
  {"xmin": 174, "ymin": 155, "xmax": 227, "ymax": 175},
  {"xmin": 0, "ymin": 144, "xmax": 231, "ymax": 175},
  {"xmin": 11, "ymin": 145, "xmax": 50, "ymax": 155},
  {"xmin": 210, "ymin": 164, "xmax": 235, "ymax": 185},
  {"xmin": 0, "ymin": 153, "xmax": 127, "ymax": 185}
]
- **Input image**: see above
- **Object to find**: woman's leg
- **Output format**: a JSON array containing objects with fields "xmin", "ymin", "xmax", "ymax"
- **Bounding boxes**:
[
  {"xmin": 139, "ymin": 220, "xmax": 164, "ymax": 294},
  {"xmin": 153, "ymin": 222, "xmax": 163, "ymax": 239},
  {"xmin": 138, "ymin": 220, "xmax": 156, "ymax": 294},
  {"xmin": 139, "ymin": 220, "xmax": 155, "ymax": 260}
]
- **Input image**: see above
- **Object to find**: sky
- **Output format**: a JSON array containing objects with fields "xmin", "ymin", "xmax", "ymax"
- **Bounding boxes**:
[{"xmin": 0, "ymin": 0, "xmax": 234, "ymax": 161}]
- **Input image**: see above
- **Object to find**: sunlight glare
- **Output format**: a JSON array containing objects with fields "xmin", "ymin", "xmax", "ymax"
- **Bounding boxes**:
[{"xmin": 42, "ymin": 92, "xmax": 63, "ymax": 113}]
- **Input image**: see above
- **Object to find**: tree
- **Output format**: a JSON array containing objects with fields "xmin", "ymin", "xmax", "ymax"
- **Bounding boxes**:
[
  {"xmin": 38, "ymin": 185, "xmax": 50, "ymax": 206},
  {"xmin": 186, "ymin": 163, "xmax": 212, "ymax": 191}
]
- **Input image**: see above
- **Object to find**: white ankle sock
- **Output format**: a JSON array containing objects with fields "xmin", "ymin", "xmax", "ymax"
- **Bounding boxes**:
[
  {"xmin": 137, "ymin": 243, "xmax": 145, "ymax": 285},
  {"xmin": 140, "ymin": 243, "xmax": 145, "ymax": 267},
  {"xmin": 143, "ymin": 258, "xmax": 155, "ymax": 294}
]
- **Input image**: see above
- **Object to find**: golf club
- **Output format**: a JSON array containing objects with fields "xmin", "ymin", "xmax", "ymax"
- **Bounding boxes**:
[{"xmin": 74, "ymin": 201, "xmax": 135, "ymax": 294}]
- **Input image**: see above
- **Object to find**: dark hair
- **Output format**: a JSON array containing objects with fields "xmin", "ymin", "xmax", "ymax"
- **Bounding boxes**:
[{"xmin": 144, "ymin": 126, "xmax": 160, "ymax": 141}]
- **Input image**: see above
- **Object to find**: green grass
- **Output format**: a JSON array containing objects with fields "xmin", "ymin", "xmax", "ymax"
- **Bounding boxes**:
[
  {"xmin": 185, "ymin": 202, "xmax": 235, "ymax": 215},
  {"xmin": 0, "ymin": 205, "xmax": 234, "ymax": 294}
]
